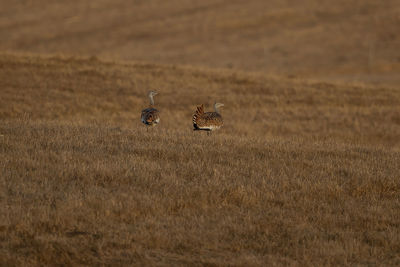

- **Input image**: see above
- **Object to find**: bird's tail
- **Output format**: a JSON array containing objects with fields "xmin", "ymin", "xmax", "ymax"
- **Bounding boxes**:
[{"xmin": 192, "ymin": 104, "xmax": 204, "ymax": 129}]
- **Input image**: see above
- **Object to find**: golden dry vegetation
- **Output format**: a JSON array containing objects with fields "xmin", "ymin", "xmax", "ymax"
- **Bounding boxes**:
[
  {"xmin": 1, "ymin": 0, "xmax": 400, "ymax": 266},
  {"xmin": 1, "ymin": 54, "xmax": 400, "ymax": 266},
  {"xmin": 1, "ymin": 0, "xmax": 400, "ymax": 85}
]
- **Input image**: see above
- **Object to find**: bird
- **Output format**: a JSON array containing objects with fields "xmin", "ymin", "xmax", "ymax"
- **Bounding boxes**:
[
  {"xmin": 192, "ymin": 102, "xmax": 224, "ymax": 133},
  {"xmin": 141, "ymin": 91, "xmax": 160, "ymax": 127}
]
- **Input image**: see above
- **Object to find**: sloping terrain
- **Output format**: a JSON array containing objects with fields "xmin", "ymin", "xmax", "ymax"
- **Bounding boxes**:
[
  {"xmin": 1, "ymin": 53, "xmax": 399, "ymax": 145},
  {"xmin": 1, "ymin": 0, "xmax": 399, "ymax": 85},
  {"xmin": 1, "ymin": 54, "xmax": 399, "ymax": 265}
]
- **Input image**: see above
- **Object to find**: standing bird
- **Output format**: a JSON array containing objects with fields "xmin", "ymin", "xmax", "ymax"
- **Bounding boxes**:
[
  {"xmin": 193, "ymin": 102, "xmax": 224, "ymax": 133},
  {"xmin": 141, "ymin": 91, "xmax": 160, "ymax": 127}
]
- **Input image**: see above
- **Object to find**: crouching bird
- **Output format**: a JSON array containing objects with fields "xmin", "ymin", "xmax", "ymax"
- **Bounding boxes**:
[
  {"xmin": 192, "ymin": 102, "xmax": 224, "ymax": 134},
  {"xmin": 141, "ymin": 91, "xmax": 160, "ymax": 127}
]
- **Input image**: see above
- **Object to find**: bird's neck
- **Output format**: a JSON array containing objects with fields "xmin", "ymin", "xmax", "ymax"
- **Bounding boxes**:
[
  {"xmin": 214, "ymin": 104, "xmax": 220, "ymax": 114},
  {"xmin": 149, "ymin": 94, "xmax": 154, "ymax": 106}
]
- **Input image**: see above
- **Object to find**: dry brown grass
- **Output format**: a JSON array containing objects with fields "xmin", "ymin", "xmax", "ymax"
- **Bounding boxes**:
[
  {"xmin": 1, "ymin": 54, "xmax": 400, "ymax": 265},
  {"xmin": 0, "ymin": 0, "xmax": 399, "ymax": 86}
]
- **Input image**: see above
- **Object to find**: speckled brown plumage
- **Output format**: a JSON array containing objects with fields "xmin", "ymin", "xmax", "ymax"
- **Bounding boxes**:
[
  {"xmin": 193, "ymin": 104, "xmax": 224, "ymax": 131},
  {"xmin": 141, "ymin": 106, "xmax": 160, "ymax": 126}
]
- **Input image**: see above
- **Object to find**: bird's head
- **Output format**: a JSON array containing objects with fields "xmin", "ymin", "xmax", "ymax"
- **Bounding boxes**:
[
  {"xmin": 214, "ymin": 102, "xmax": 224, "ymax": 109},
  {"xmin": 148, "ymin": 91, "xmax": 158, "ymax": 97}
]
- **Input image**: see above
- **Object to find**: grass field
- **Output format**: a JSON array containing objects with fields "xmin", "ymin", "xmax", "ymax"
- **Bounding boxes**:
[
  {"xmin": 1, "ymin": 0, "xmax": 400, "ymax": 265},
  {"xmin": 1, "ymin": 54, "xmax": 399, "ymax": 265},
  {"xmin": 1, "ymin": 0, "xmax": 400, "ymax": 85}
]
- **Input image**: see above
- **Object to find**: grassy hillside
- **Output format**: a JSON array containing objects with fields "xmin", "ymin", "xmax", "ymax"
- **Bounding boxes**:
[
  {"xmin": 1, "ymin": 54, "xmax": 400, "ymax": 265},
  {"xmin": 1, "ymin": 0, "xmax": 399, "ymax": 85},
  {"xmin": 1, "ymin": 53, "xmax": 399, "ymax": 145}
]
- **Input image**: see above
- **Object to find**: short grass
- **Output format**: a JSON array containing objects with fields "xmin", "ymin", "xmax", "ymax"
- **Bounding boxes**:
[{"xmin": 1, "ymin": 54, "xmax": 400, "ymax": 265}]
